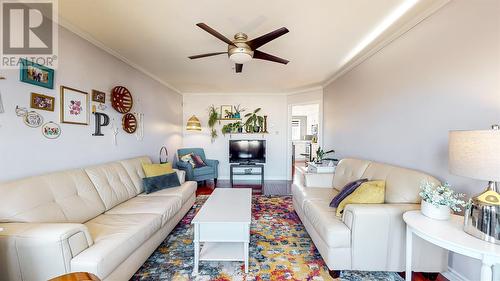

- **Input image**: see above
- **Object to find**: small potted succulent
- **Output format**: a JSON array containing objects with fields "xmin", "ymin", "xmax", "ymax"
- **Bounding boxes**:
[
  {"xmin": 419, "ymin": 181, "xmax": 466, "ymax": 220},
  {"xmin": 233, "ymin": 104, "xmax": 245, "ymax": 119}
]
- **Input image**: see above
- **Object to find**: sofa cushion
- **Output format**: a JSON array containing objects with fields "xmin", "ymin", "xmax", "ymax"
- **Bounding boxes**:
[
  {"xmin": 85, "ymin": 162, "xmax": 138, "ymax": 210},
  {"xmin": 104, "ymin": 196, "xmax": 181, "ymax": 226},
  {"xmin": 0, "ymin": 169, "xmax": 105, "ymax": 223},
  {"xmin": 193, "ymin": 166, "xmax": 214, "ymax": 177},
  {"xmin": 361, "ymin": 162, "xmax": 440, "ymax": 204},
  {"xmin": 71, "ymin": 213, "xmax": 161, "ymax": 279},
  {"xmin": 302, "ymin": 200, "xmax": 351, "ymax": 248},
  {"xmin": 332, "ymin": 159, "xmax": 371, "ymax": 191},
  {"xmin": 292, "ymin": 183, "xmax": 339, "ymax": 209},
  {"xmin": 139, "ymin": 181, "xmax": 197, "ymax": 205},
  {"xmin": 119, "ymin": 157, "xmax": 152, "ymax": 194}
]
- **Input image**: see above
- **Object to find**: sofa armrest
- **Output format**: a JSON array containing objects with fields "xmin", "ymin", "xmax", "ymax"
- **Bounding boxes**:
[
  {"xmin": 205, "ymin": 159, "xmax": 219, "ymax": 167},
  {"xmin": 294, "ymin": 168, "xmax": 334, "ymax": 188},
  {"xmin": 204, "ymin": 159, "xmax": 219, "ymax": 178},
  {"xmin": 173, "ymin": 168, "xmax": 186, "ymax": 184},
  {"xmin": 0, "ymin": 223, "xmax": 92, "ymax": 281},
  {"xmin": 342, "ymin": 204, "xmax": 447, "ymax": 272},
  {"xmin": 303, "ymin": 173, "xmax": 334, "ymax": 188}
]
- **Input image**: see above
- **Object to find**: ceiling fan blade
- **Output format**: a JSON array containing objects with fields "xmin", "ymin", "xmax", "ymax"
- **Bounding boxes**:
[
  {"xmin": 247, "ymin": 27, "xmax": 289, "ymax": 50},
  {"xmin": 253, "ymin": 50, "xmax": 289, "ymax": 65},
  {"xmin": 189, "ymin": 52, "xmax": 227, "ymax": 59},
  {"xmin": 235, "ymin": 64, "xmax": 243, "ymax": 73},
  {"xmin": 196, "ymin": 23, "xmax": 236, "ymax": 46}
]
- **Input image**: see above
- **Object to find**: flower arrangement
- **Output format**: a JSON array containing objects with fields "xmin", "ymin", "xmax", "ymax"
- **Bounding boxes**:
[{"xmin": 419, "ymin": 180, "xmax": 466, "ymax": 212}]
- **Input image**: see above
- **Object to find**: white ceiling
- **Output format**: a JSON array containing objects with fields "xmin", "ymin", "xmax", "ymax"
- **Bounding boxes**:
[{"xmin": 58, "ymin": 0, "xmax": 447, "ymax": 94}]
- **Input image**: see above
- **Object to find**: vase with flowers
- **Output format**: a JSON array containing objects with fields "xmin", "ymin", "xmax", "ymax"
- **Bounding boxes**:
[{"xmin": 419, "ymin": 180, "xmax": 466, "ymax": 220}]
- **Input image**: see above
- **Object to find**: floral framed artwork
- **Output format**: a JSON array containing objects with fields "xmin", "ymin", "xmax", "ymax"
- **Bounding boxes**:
[
  {"xmin": 60, "ymin": 86, "xmax": 89, "ymax": 125},
  {"xmin": 30, "ymin": 93, "xmax": 55, "ymax": 111},
  {"xmin": 20, "ymin": 59, "xmax": 54, "ymax": 89}
]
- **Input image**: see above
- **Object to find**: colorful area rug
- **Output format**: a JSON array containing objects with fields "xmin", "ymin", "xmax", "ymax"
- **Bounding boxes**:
[{"xmin": 132, "ymin": 195, "xmax": 404, "ymax": 281}]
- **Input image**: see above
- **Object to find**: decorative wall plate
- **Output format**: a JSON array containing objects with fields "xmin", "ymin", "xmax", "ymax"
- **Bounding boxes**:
[
  {"xmin": 111, "ymin": 86, "xmax": 133, "ymax": 113},
  {"xmin": 42, "ymin": 121, "xmax": 61, "ymax": 139},
  {"xmin": 122, "ymin": 113, "xmax": 137, "ymax": 133},
  {"xmin": 24, "ymin": 111, "xmax": 43, "ymax": 128}
]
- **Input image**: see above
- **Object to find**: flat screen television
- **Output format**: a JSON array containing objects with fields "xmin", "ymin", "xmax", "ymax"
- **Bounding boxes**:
[{"xmin": 229, "ymin": 140, "xmax": 266, "ymax": 164}]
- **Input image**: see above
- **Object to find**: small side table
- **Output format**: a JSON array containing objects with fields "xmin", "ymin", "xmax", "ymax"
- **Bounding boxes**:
[
  {"xmin": 230, "ymin": 164, "xmax": 264, "ymax": 187},
  {"xmin": 404, "ymin": 211, "xmax": 500, "ymax": 281}
]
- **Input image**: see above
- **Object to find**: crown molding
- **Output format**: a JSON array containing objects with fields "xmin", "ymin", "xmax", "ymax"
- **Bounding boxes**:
[
  {"xmin": 182, "ymin": 85, "xmax": 323, "ymax": 96},
  {"xmin": 322, "ymin": 0, "xmax": 450, "ymax": 88},
  {"xmin": 58, "ymin": 17, "xmax": 182, "ymax": 95}
]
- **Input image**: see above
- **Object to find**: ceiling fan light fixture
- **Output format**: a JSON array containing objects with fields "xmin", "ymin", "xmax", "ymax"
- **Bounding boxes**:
[{"xmin": 229, "ymin": 52, "xmax": 252, "ymax": 64}]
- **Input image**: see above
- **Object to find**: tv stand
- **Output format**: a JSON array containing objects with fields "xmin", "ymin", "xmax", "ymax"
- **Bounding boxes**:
[{"xmin": 230, "ymin": 163, "xmax": 264, "ymax": 188}]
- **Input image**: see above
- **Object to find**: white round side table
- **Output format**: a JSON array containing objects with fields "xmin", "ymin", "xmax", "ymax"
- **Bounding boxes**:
[{"xmin": 403, "ymin": 210, "xmax": 500, "ymax": 281}]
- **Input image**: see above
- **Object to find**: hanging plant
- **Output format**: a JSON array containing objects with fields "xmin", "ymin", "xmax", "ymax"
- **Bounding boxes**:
[{"xmin": 208, "ymin": 105, "xmax": 218, "ymax": 142}]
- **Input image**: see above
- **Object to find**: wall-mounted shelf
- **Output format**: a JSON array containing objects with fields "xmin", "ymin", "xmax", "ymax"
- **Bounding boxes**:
[
  {"xmin": 229, "ymin": 132, "xmax": 268, "ymax": 134},
  {"xmin": 217, "ymin": 118, "xmax": 241, "ymax": 124},
  {"xmin": 218, "ymin": 118, "xmax": 241, "ymax": 121},
  {"xmin": 228, "ymin": 132, "xmax": 269, "ymax": 139}
]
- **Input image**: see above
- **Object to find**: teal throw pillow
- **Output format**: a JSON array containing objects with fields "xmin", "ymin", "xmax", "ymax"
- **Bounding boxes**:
[{"xmin": 143, "ymin": 172, "xmax": 181, "ymax": 194}]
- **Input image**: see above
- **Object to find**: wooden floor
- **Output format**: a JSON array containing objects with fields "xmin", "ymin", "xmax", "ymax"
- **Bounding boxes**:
[
  {"xmin": 196, "ymin": 180, "xmax": 449, "ymax": 281},
  {"xmin": 196, "ymin": 179, "xmax": 291, "ymax": 196}
]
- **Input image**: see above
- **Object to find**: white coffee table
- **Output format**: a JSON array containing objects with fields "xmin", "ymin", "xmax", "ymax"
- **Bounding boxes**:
[
  {"xmin": 404, "ymin": 211, "xmax": 500, "ymax": 281},
  {"xmin": 192, "ymin": 188, "xmax": 252, "ymax": 275}
]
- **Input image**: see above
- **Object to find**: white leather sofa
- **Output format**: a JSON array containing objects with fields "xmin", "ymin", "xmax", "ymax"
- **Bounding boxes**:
[
  {"xmin": 0, "ymin": 156, "xmax": 197, "ymax": 281},
  {"xmin": 292, "ymin": 158, "xmax": 449, "ymax": 273}
]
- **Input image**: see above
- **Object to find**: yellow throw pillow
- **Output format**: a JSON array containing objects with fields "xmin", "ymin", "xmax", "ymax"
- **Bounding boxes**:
[
  {"xmin": 142, "ymin": 163, "xmax": 174, "ymax": 178},
  {"xmin": 336, "ymin": 180, "xmax": 385, "ymax": 217}
]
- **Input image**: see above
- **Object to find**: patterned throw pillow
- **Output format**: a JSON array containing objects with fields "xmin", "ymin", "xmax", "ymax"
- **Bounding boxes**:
[
  {"xmin": 191, "ymin": 154, "xmax": 207, "ymax": 168},
  {"xmin": 329, "ymin": 178, "xmax": 368, "ymax": 208},
  {"xmin": 180, "ymin": 153, "xmax": 196, "ymax": 168}
]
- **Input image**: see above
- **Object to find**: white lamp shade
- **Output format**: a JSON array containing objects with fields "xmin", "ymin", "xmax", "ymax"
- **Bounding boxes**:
[{"xmin": 449, "ymin": 129, "xmax": 500, "ymax": 181}]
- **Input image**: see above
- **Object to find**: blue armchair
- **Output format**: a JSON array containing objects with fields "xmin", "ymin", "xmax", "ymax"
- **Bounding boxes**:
[{"xmin": 175, "ymin": 148, "xmax": 219, "ymax": 184}]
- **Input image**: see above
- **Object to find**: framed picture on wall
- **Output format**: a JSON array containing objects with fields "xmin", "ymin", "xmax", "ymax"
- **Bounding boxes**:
[
  {"xmin": 60, "ymin": 86, "xmax": 89, "ymax": 125},
  {"xmin": 19, "ymin": 59, "xmax": 54, "ymax": 89},
  {"xmin": 220, "ymin": 105, "xmax": 233, "ymax": 119},
  {"xmin": 30, "ymin": 93, "xmax": 55, "ymax": 111},
  {"xmin": 91, "ymin": 90, "xmax": 106, "ymax": 103}
]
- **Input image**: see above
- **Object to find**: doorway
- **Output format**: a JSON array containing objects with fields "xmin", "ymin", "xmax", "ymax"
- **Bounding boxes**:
[{"xmin": 289, "ymin": 103, "xmax": 321, "ymax": 178}]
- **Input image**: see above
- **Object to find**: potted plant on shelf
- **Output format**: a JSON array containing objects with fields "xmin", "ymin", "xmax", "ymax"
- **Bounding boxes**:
[
  {"xmin": 233, "ymin": 104, "xmax": 245, "ymax": 119},
  {"xmin": 208, "ymin": 105, "xmax": 218, "ymax": 142},
  {"xmin": 314, "ymin": 147, "xmax": 337, "ymax": 164},
  {"xmin": 221, "ymin": 122, "xmax": 241, "ymax": 135},
  {"xmin": 244, "ymin": 108, "xmax": 264, "ymax": 133},
  {"xmin": 419, "ymin": 181, "xmax": 466, "ymax": 220}
]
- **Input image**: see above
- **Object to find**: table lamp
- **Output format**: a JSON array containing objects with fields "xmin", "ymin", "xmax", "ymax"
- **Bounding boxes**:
[{"xmin": 449, "ymin": 125, "xmax": 500, "ymax": 245}]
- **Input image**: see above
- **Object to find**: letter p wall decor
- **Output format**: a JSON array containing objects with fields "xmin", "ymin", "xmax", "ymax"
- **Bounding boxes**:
[{"xmin": 92, "ymin": 112, "xmax": 109, "ymax": 136}]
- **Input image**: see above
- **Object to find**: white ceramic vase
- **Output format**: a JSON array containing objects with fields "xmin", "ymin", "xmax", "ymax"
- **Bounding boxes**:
[{"xmin": 421, "ymin": 200, "xmax": 451, "ymax": 220}]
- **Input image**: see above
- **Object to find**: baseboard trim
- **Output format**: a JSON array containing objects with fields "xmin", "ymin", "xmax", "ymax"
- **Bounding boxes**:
[{"xmin": 441, "ymin": 269, "xmax": 471, "ymax": 281}]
